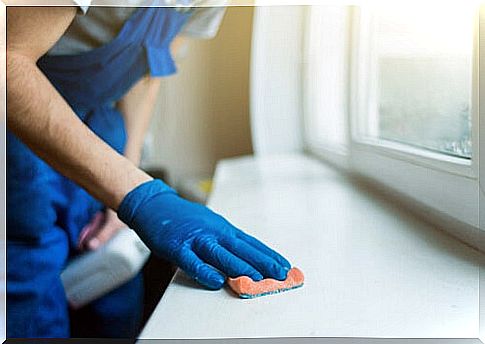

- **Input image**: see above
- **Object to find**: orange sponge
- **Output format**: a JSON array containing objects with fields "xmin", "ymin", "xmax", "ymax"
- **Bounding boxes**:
[{"xmin": 227, "ymin": 267, "xmax": 304, "ymax": 299}]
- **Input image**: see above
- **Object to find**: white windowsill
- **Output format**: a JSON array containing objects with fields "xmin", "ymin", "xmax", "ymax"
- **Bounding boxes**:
[{"xmin": 138, "ymin": 153, "xmax": 484, "ymax": 342}]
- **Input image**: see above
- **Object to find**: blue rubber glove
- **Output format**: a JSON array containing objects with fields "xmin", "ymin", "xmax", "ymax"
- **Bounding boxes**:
[{"xmin": 118, "ymin": 179, "xmax": 291, "ymax": 290}]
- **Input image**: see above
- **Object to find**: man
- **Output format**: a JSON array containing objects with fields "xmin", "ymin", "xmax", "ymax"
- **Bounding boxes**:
[{"xmin": 6, "ymin": 2, "xmax": 291, "ymax": 339}]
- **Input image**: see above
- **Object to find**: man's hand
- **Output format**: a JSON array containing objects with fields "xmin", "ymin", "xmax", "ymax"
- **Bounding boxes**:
[
  {"xmin": 118, "ymin": 180, "xmax": 292, "ymax": 290},
  {"xmin": 79, "ymin": 209, "xmax": 127, "ymax": 251}
]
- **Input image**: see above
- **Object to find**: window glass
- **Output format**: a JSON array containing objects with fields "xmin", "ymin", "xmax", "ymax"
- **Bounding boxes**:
[{"xmin": 361, "ymin": 5, "xmax": 475, "ymax": 159}]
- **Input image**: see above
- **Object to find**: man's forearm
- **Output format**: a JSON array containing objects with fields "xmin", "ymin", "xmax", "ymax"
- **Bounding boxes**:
[
  {"xmin": 7, "ymin": 53, "xmax": 152, "ymax": 210},
  {"xmin": 118, "ymin": 76, "xmax": 162, "ymax": 166}
]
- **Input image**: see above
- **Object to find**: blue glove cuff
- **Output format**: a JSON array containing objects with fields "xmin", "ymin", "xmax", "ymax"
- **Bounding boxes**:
[{"xmin": 118, "ymin": 179, "xmax": 177, "ymax": 224}]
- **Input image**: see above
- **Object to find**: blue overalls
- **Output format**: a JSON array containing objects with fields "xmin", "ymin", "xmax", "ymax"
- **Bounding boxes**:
[{"xmin": 7, "ymin": 6, "xmax": 191, "ymax": 338}]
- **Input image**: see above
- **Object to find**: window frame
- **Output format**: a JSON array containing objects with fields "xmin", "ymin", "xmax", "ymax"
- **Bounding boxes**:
[
  {"xmin": 350, "ymin": 5, "xmax": 479, "ymax": 180},
  {"xmin": 303, "ymin": 5, "xmax": 482, "ymax": 230},
  {"xmin": 302, "ymin": 5, "xmax": 351, "ymax": 170}
]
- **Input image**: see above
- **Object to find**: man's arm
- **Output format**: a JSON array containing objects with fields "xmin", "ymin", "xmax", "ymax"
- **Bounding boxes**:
[
  {"xmin": 118, "ymin": 75, "xmax": 161, "ymax": 166},
  {"xmin": 7, "ymin": 7, "xmax": 151, "ymax": 210},
  {"xmin": 80, "ymin": 75, "xmax": 163, "ymax": 250},
  {"xmin": 80, "ymin": 37, "xmax": 186, "ymax": 250},
  {"xmin": 119, "ymin": 36, "xmax": 184, "ymax": 165}
]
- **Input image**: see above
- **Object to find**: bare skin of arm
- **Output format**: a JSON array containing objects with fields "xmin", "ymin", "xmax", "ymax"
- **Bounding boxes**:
[
  {"xmin": 83, "ymin": 76, "xmax": 163, "ymax": 249},
  {"xmin": 7, "ymin": 7, "xmax": 152, "ymax": 211},
  {"xmin": 81, "ymin": 37, "xmax": 185, "ymax": 250}
]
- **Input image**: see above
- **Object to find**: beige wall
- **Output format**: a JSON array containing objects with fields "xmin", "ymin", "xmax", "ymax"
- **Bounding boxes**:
[{"xmin": 145, "ymin": 7, "xmax": 254, "ymax": 186}]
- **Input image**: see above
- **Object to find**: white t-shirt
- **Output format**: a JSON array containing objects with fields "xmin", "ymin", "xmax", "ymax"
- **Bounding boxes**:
[{"xmin": 48, "ymin": 0, "xmax": 227, "ymax": 56}]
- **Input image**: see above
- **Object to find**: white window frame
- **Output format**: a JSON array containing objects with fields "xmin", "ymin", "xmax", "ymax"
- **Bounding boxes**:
[
  {"xmin": 302, "ymin": 5, "xmax": 351, "ymax": 170},
  {"xmin": 304, "ymin": 5, "xmax": 481, "ymax": 231}
]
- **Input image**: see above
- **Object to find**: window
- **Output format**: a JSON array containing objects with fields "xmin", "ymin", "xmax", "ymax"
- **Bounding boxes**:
[
  {"xmin": 356, "ymin": 5, "xmax": 475, "ymax": 160},
  {"xmin": 303, "ymin": 6, "xmax": 350, "ymax": 167},
  {"xmin": 303, "ymin": 4, "xmax": 481, "ymax": 231}
]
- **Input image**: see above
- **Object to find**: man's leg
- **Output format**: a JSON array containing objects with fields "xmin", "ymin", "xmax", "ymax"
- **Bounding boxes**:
[
  {"xmin": 7, "ymin": 237, "xmax": 70, "ymax": 338},
  {"xmin": 7, "ymin": 132, "xmax": 71, "ymax": 338}
]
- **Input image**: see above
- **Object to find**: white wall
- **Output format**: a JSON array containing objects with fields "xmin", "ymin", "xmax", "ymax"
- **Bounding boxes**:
[{"xmin": 250, "ymin": 5, "xmax": 306, "ymax": 155}]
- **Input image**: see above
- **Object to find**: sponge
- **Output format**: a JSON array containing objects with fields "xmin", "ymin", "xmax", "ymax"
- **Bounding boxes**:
[{"xmin": 227, "ymin": 267, "xmax": 304, "ymax": 299}]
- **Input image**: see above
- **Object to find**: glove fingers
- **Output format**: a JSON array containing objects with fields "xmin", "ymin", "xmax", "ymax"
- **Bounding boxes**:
[
  {"xmin": 221, "ymin": 238, "xmax": 288, "ymax": 281},
  {"xmin": 237, "ymin": 231, "xmax": 291, "ymax": 270},
  {"xmin": 176, "ymin": 248, "xmax": 226, "ymax": 290},
  {"xmin": 193, "ymin": 237, "xmax": 264, "ymax": 281}
]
